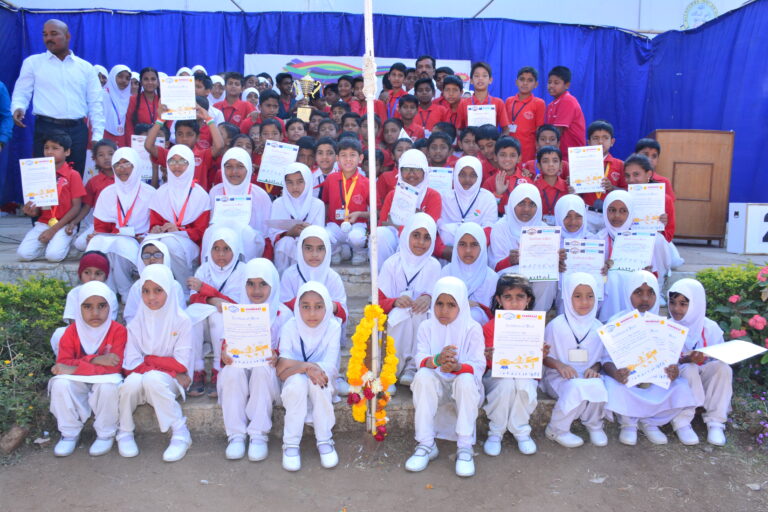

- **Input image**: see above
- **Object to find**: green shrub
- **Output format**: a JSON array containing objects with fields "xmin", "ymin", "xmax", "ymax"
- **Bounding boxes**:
[
  {"xmin": 696, "ymin": 263, "xmax": 763, "ymax": 317},
  {"xmin": 0, "ymin": 277, "xmax": 69, "ymax": 433}
]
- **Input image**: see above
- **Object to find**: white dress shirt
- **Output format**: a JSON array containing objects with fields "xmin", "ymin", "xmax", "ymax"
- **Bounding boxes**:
[{"xmin": 11, "ymin": 50, "xmax": 106, "ymax": 140}]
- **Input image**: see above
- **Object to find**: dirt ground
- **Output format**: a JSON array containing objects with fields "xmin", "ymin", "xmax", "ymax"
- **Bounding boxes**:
[{"xmin": 2, "ymin": 423, "xmax": 768, "ymax": 512}]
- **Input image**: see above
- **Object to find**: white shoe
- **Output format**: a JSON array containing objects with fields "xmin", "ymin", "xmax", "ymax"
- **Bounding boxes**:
[
  {"xmin": 89, "ymin": 437, "xmax": 114, "ymax": 456},
  {"xmin": 707, "ymin": 425, "xmax": 726, "ymax": 446},
  {"xmin": 225, "ymin": 438, "xmax": 246, "ymax": 460},
  {"xmin": 335, "ymin": 378, "xmax": 350, "ymax": 397},
  {"xmin": 399, "ymin": 369, "xmax": 416, "ymax": 387},
  {"xmin": 318, "ymin": 441, "xmax": 338, "ymax": 469},
  {"xmin": 588, "ymin": 429, "xmax": 608, "ymax": 447},
  {"xmin": 516, "ymin": 435, "xmax": 538, "ymax": 455},
  {"xmin": 282, "ymin": 445, "xmax": 301, "ymax": 472},
  {"xmin": 248, "ymin": 439, "xmax": 269, "ymax": 461},
  {"xmin": 405, "ymin": 444, "xmax": 438, "ymax": 472},
  {"xmin": 117, "ymin": 434, "xmax": 139, "ymax": 458},
  {"xmin": 676, "ymin": 425, "xmax": 700, "ymax": 446},
  {"xmin": 455, "ymin": 448, "xmax": 475, "ymax": 477},
  {"xmin": 483, "ymin": 435, "xmax": 502, "ymax": 456},
  {"xmin": 387, "ymin": 384, "xmax": 397, "ymax": 396},
  {"xmin": 163, "ymin": 435, "xmax": 191, "ymax": 462},
  {"xmin": 351, "ymin": 251, "xmax": 368, "ymax": 265},
  {"xmin": 331, "ymin": 252, "xmax": 342, "ymax": 265},
  {"xmin": 54, "ymin": 436, "xmax": 78, "ymax": 457},
  {"xmin": 619, "ymin": 427, "xmax": 637, "ymax": 446},
  {"xmin": 545, "ymin": 425, "xmax": 583, "ymax": 448},
  {"xmin": 341, "ymin": 245, "xmax": 352, "ymax": 262},
  {"xmin": 640, "ymin": 424, "xmax": 668, "ymax": 445}
]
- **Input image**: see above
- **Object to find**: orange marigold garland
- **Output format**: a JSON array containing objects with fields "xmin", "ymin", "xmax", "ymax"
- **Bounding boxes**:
[{"xmin": 346, "ymin": 304, "xmax": 398, "ymax": 441}]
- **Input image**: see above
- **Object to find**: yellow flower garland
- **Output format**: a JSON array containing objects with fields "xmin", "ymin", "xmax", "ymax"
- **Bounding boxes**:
[{"xmin": 346, "ymin": 304, "xmax": 399, "ymax": 437}]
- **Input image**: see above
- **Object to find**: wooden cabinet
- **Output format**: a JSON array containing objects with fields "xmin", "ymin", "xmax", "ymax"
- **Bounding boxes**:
[{"xmin": 649, "ymin": 129, "xmax": 734, "ymax": 245}]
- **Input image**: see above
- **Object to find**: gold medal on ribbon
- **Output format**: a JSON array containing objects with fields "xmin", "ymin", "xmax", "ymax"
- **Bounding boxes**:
[{"xmin": 48, "ymin": 217, "xmax": 58, "ymax": 227}]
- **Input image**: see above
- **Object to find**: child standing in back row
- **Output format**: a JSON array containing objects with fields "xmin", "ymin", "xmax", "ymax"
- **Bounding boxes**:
[
  {"xmin": 544, "ymin": 66, "xmax": 585, "ymax": 160},
  {"xmin": 505, "ymin": 67, "xmax": 545, "ymax": 163}
]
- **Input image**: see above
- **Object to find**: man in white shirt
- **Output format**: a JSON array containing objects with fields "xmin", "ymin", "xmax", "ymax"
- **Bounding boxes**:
[{"xmin": 10, "ymin": 19, "xmax": 105, "ymax": 175}]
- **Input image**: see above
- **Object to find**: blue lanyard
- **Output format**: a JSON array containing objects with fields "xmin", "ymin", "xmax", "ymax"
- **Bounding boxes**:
[{"xmin": 455, "ymin": 190, "xmax": 481, "ymax": 220}]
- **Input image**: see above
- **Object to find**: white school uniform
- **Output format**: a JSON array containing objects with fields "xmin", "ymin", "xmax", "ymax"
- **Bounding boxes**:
[
  {"xmin": 269, "ymin": 162, "xmax": 325, "ymax": 273},
  {"xmin": 379, "ymin": 213, "xmax": 442, "ymax": 377},
  {"xmin": 218, "ymin": 258, "xmax": 292, "ymax": 443},
  {"xmin": 555, "ymin": 194, "xmax": 599, "ymax": 314},
  {"xmin": 207, "ymin": 147, "xmax": 272, "ymax": 260},
  {"xmin": 49, "ymin": 282, "xmax": 122, "ymax": 439},
  {"xmin": 279, "ymin": 281, "xmax": 341, "ymax": 448},
  {"xmin": 51, "ymin": 280, "xmax": 119, "ymax": 356},
  {"xmin": 437, "ymin": 156, "xmax": 498, "ymax": 246},
  {"xmin": 103, "ymin": 65, "xmax": 131, "ymax": 139},
  {"xmin": 542, "ymin": 273, "xmax": 608, "ymax": 435},
  {"xmin": 488, "ymin": 183, "xmax": 556, "ymax": 312},
  {"xmin": 123, "ymin": 239, "xmax": 186, "ymax": 324},
  {"xmin": 412, "ymin": 277, "xmax": 485, "ymax": 450},
  {"xmin": 669, "ymin": 279, "xmax": 733, "ymax": 429}
]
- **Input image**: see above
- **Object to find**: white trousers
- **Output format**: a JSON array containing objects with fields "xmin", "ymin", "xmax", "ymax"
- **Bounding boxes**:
[
  {"xmin": 218, "ymin": 365, "xmax": 280, "ymax": 442},
  {"xmin": 147, "ymin": 235, "xmax": 199, "ymax": 296},
  {"xmin": 388, "ymin": 312, "xmax": 428, "ymax": 377},
  {"xmin": 118, "ymin": 371, "xmax": 186, "ymax": 436},
  {"xmin": 17, "ymin": 222, "xmax": 74, "ymax": 262},
  {"xmin": 73, "ymin": 222, "xmax": 93, "ymax": 252},
  {"xmin": 531, "ymin": 281, "xmax": 557, "ymax": 312},
  {"xmin": 49, "ymin": 378, "xmax": 119, "ymax": 438},
  {"xmin": 274, "ymin": 236, "xmax": 298, "ymax": 274},
  {"xmin": 412, "ymin": 369, "xmax": 480, "ymax": 449},
  {"xmin": 280, "ymin": 373, "xmax": 335, "ymax": 446},
  {"xmin": 374, "ymin": 226, "xmax": 399, "ymax": 269},
  {"xmin": 326, "ymin": 222, "xmax": 367, "ymax": 257},
  {"xmin": 549, "ymin": 400, "xmax": 605, "ymax": 435},
  {"xmin": 241, "ymin": 225, "xmax": 266, "ymax": 261},
  {"xmin": 482, "ymin": 375, "xmax": 538, "ymax": 438},
  {"xmin": 652, "ymin": 235, "xmax": 673, "ymax": 293},
  {"xmin": 679, "ymin": 362, "xmax": 733, "ymax": 428},
  {"xmin": 616, "ymin": 407, "xmax": 694, "ymax": 430},
  {"xmin": 586, "ymin": 210, "xmax": 605, "ymax": 234}
]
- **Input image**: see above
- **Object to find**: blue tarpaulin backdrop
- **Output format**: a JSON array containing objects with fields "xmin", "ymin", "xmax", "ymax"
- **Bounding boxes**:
[{"xmin": 0, "ymin": 2, "xmax": 765, "ymax": 205}]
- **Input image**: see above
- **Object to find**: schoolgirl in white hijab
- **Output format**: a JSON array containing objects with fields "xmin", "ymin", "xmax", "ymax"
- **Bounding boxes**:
[
  {"xmin": 146, "ymin": 144, "xmax": 211, "ymax": 295},
  {"xmin": 439, "ymin": 222, "xmax": 496, "ymax": 324},
  {"xmin": 176, "ymin": 66, "xmax": 193, "ymax": 76},
  {"xmin": 406, "ymin": 277, "xmax": 485, "ymax": 477},
  {"xmin": 542, "ymin": 272, "xmax": 609, "ymax": 448},
  {"xmin": 601, "ymin": 270, "xmax": 701, "ymax": 447},
  {"xmin": 379, "ymin": 212, "xmax": 442, "ymax": 386},
  {"xmin": 88, "ymin": 147, "xmax": 156, "ymax": 299},
  {"xmin": 269, "ymin": 162, "xmax": 325, "ymax": 273},
  {"xmin": 437, "ymin": 156, "xmax": 498, "ymax": 246},
  {"xmin": 277, "ymin": 281, "xmax": 341, "ymax": 472},
  {"xmin": 118, "ymin": 265, "xmax": 194, "ymax": 463},
  {"xmin": 668, "ymin": 278, "xmax": 732, "ymax": 446},
  {"xmin": 94, "ymin": 65, "xmax": 108, "ymax": 87},
  {"xmin": 102, "ymin": 64, "xmax": 132, "ymax": 143},
  {"xmin": 123, "ymin": 239, "xmax": 185, "ymax": 324},
  {"xmin": 191, "ymin": 65, "xmax": 207, "ymax": 75},
  {"xmin": 218, "ymin": 258, "xmax": 293, "ymax": 461},
  {"xmin": 49, "ymin": 281, "xmax": 125, "ymax": 457},
  {"xmin": 241, "ymin": 87, "xmax": 260, "ymax": 107},
  {"xmin": 208, "ymin": 147, "xmax": 272, "ymax": 260}
]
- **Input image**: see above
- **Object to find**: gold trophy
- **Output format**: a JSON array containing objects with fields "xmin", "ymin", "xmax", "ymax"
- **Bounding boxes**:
[{"xmin": 294, "ymin": 73, "xmax": 321, "ymax": 122}]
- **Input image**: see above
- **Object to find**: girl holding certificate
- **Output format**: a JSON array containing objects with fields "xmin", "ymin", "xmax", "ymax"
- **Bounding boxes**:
[
  {"xmin": 49, "ymin": 282, "xmax": 126, "ymax": 457},
  {"xmin": 406, "ymin": 277, "xmax": 485, "ymax": 477},
  {"xmin": 602, "ymin": 271, "xmax": 701, "ymax": 446},
  {"xmin": 88, "ymin": 147, "xmax": 156, "ymax": 300},
  {"xmin": 269, "ymin": 162, "xmax": 325, "ymax": 273},
  {"xmin": 208, "ymin": 147, "xmax": 272, "ymax": 260},
  {"xmin": 277, "ymin": 281, "xmax": 341, "ymax": 472},
  {"xmin": 542, "ymin": 273, "xmax": 609, "ymax": 448},
  {"xmin": 219, "ymin": 259, "xmax": 292, "ymax": 461},
  {"xmin": 379, "ymin": 213, "xmax": 442, "ymax": 387}
]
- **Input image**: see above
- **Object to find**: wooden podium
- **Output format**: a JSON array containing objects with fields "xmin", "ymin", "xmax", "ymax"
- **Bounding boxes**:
[{"xmin": 649, "ymin": 129, "xmax": 734, "ymax": 245}]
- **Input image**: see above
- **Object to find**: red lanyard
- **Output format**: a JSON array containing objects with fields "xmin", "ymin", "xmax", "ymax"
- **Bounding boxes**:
[
  {"xmin": 171, "ymin": 181, "xmax": 196, "ymax": 227},
  {"xmin": 116, "ymin": 190, "xmax": 141, "ymax": 227},
  {"xmin": 607, "ymin": 235, "xmax": 613, "ymax": 258},
  {"xmin": 540, "ymin": 185, "xmax": 562, "ymax": 215}
]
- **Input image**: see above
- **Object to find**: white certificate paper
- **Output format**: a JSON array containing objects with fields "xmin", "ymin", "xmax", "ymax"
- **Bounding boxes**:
[
  {"xmin": 55, "ymin": 374, "xmax": 123, "ymax": 385},
  {"xmin": 611, "ymin": 231, "xmax": 656, "ymax": 272},
  {"xmin": 467, "ymin": 104, "xmax": 496, "ymax": 127},
  {"xmin": 629, "ymin": 183, "xmax": 666, "ymax": 232},
  {"xmin": 212, "ymin": 195, "xmax": 252, "ymax": 226},
  {"xmin": 222, "ymin": 303, "xmax": 272, "ymax": 368},
  {"xmin": 258, "ymin": 140, "xmax": 298, "ymax": 186},
  {"xmin": 642, "ymin": 315, "xmax": 688, "ymax": 388},
  {"xmin": 563, "ymin": 239, "xmax": 606, "ymax": 300},
  {"xmin": 132, "ymin": 135, "xmax": 165, "ymax": 181},
  {"xmin": 598, "ymin": 310, "xmax": 667, "ymax": 388},
  {"xmin": 491, "ymin": 310, "xmax": 545, "ymax": 378},
  {"xmin": 20, "ymin": 157, "xmax": 58, "ymax": 207},
  {"xmin": 427, "ymin": 167, "xmax": 453, "ymax": 196},
  {"xmin": 519, "ymin": 226, "xmax": 561, "ymax": 281},
  {"xmin": 389, "ymin": 181, "xmax": 419, "ymax": 227},
  {"xmin": 160, "ymin": 76, "xmax": 196, "ymax": 120},
  {"xmin": 697, "ymin": 339, "xmax": 768, "ymax": 365},
  {"xmin": 568, "ymin": 145, "xmax": 605, "ymax": 194}
]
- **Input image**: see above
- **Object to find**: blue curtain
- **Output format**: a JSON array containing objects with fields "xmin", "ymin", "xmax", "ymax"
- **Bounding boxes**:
[{"xmin": 0, "ymin": 5, "xmax": 763, "ymax": 204}]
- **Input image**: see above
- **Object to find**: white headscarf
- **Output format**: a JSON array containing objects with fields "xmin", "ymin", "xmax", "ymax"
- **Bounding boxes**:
[
  {"xmin": 176, "ymin": 66, "xmax": 193, "ymax": 76},
  {"xmin": 444, "ymin": 222, "xmax": 489, "ymax": 296},
  {"xmin": 130, "ymin": 71, "xmax": 139, "ymax": 82},
  {"xmin": 293, "ymin": 280, "xmax": 336, "ymax": 355},
  {"xmin": 398, "ymin": 149, "xmax": 430, "ymax": 206},
  {"xmin": 563, "ymin": 272, "xmax": 600, "ymax": 339},
  {"xmin": 281, "ymin": 162, "xmax": 314, "ymax": 221},
  {"xmin": 625, "ymin": 270, "xmax": 660, "ymax": 316},
  {"xmin": 241, "ymin": 87, "xmax": 259, "ymax": 102},
  {"xmin": 211, "ymin": 75, "xmax": 225, "ymax": 87},
  {"xmin": 103, "ymin": 64, "xmax": 132, "ymax": 135},
  {"xmin": 220, "ymin": 147, "xmax": 253, "ymax": 196},
  {"xmin": 452, "ymin": 155, "xmax": 483, "ymax": 213},
  {"xmin": 111, "ymin": 147, "xmax": 142, "ymax": 206},
  {"xmin": 397, "ymin": 212, "xmax": 437, "ymax": 283},
  {"xmin": 427, "ymin": 276, "xmax": 475, "ymax": 348},
  {"xmin": 296, "ymin": 225, "xmax": 332, "ymax": 283},
  {"xmin": 602, "ymin": 190, "xmax": 633, "ymax": 239},
  {"xmin": 75, "ymin": 281, "xmax": 117, "ymax": 355},
  {"xmin": 136, "ymin": 238, "xmax": 171, "ymax": 273},
  {"xmin": 191, "ymin": 65, "xmax": 207, "ymax": 75},
  {"xmin": 493, "ymin": 183, "xmax": 543, "ymax": 253},
  {"xmin": 241, "ymin": 258, "xmax": 281, "ymax": 323},
  {"xmin": 151, "ymin": 144, "xmax": 210, "ymax": 225},
  {"xmin": 166, "ymin": 144, "xmax": 196, "ymax": 210},
  {"xmin": 668, "ymin": 278, "xmax": 707, "ymax": 347},
  {"xmin": 198, "ymin": 226, "xmax": 243, "ymax": 289},
  {"xmin": 93, "ymin": 147, "xmax": 154, "ymax": 229},
  {"xmin": 555, "ymin": 193, "xmax": 588, "ymax": 240},
  {"xmin": 94, "ymin": 65, "xmax": 108, "ymax": 84}
]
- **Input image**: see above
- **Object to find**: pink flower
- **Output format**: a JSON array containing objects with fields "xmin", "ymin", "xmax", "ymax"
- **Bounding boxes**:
[
  {"xmin": 728, "ymin": 295, "xmax": 741, "ymax": 303},
  {"xmin": 758, "ymin": 267, "xmax": 768, "ymax": 282},
  {"xmin": 765, "ymin": 338, "xmax": 768, "ymax": 348},
  {"xmin": 748, "ymin": 315, "xmax": 767, "ymax": 331},
  {"xmin": 730, "ymin": 329, "xmax": 747, "ymax": 339}
]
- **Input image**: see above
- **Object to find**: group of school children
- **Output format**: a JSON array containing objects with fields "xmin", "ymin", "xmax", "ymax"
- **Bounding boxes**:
[{"xmin": 22, "ymin": 58, "xmax": 732, "ymax": 477}]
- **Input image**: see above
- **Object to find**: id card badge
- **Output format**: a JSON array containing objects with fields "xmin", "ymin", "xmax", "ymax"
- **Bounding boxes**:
[
  {"xmin": 400, "ymin": 289, "xmax": 413, "ymax": 299},
  {"xmin": 568, "ymin": 348, "xmax": 589, "ymax": 363},
  {"xmin": 542, "ymin": 214, "xmax": 555, "ymax": 226},
  {"xmin": 335, "ymin": 209, "xmax": 346, "ymax": 221},
  {"xmin": 118, "ymin": 226, "xmax": 135, "ymax": 237},
  {"xmin": 509, "ymin": 124, "xmax": 517, "ymax": 133},
  {"xmin": 117, "ymin": 125, "xmax": 125, "ymax": 135}
]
